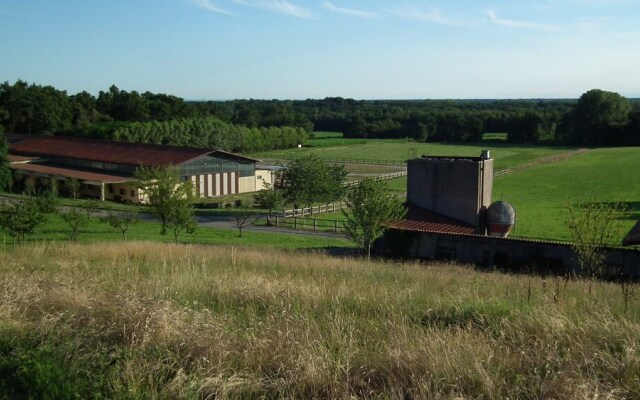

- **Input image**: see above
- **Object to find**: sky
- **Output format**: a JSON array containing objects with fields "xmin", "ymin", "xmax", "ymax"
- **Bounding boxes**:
[{"xmin": 1, "ymin": 0, "xmax": 639, "ymax": 100}]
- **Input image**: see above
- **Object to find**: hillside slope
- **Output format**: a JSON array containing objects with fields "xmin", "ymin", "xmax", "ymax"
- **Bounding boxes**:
[{"xmin": 1, "ymin": 242, "xmax": 639, "ymax": 398}]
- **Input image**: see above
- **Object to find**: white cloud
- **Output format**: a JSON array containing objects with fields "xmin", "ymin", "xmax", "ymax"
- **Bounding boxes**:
[
  {"xmin": 323, "ymin": 2, "xmax": 377, "ymax": 19},
  {"xmin": 189, "ymin": 0, "xmax": 236, "ymax": 15},
  {"xmin": 486, "ymin": 10, "xmax": 559, "ymax": 31},
  {"xmin": 393, "ymin": 6, "xmax": 478, "ymax": 28},
  {"xmin": 268, "ymin": 0, "xmax": 314, "ymax": 19}
]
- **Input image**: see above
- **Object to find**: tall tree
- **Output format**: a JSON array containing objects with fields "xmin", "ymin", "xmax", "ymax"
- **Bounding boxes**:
[
  {"xmin": 277, "ymin": 155, "xmax": 347, "ymax": 209},
  {"xmin": 571, "ymin": 89, "xmax": 632, "ymax": 145},
  {"xmin": 343, "ymin": 179, "xmax": 406, "ymax": 260}
]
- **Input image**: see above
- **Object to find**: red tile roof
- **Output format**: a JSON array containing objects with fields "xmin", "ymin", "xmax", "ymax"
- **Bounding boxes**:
[
  {"xmin": 390, "ymin": 204, "xmax": 477, "ymax": 235},
  {"xmin": 11, "ymin": 162, "xmax": 133, "ymax": 184},
  {"xmin": 9, "ymin": 135, "xmax": 216, "ymax": 167},
  {"xmin": 623, "ymin": 220, "xmax": 640, "ymax": 246}
]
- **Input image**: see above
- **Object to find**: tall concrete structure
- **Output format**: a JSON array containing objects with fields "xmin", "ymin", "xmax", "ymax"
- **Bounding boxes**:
[{"xmin": 406, "ymin": 155, "xmax": 493, "ymax": 234}]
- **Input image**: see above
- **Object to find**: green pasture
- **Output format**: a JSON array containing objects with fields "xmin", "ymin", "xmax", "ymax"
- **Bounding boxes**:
[
  {"xmin": 254, "ymin": 139, "xmax": 577, "ymax": 171},
  {"xmin": 299, "ymin": 146, "xmax": 640, "ymax": 243},
  {"xmin": 494, "ymin": 147, "xmax": 640, "ymax": 242}
]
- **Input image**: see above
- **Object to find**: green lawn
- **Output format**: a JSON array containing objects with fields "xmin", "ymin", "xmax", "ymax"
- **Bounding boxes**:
[
  {"xmin": 494, "ymin": 147, "xmax": 640, "ymax": 241},
  {"xmin": 0, "ymin": 214, "xmax": 352, "ymax": 250}
]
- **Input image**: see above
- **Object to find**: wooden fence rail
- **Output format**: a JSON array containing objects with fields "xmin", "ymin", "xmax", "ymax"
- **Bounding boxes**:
[
  {"xmin": 281, "ymin": 202, "xmax": 347, "ymax": 218},
  {"xmin": 250, "ymin": 154, "xmax": 408, "ymax": 166},
  {"xmin": 278, "ymin": 171, "xmax": 408, "ymax": 218},
  {"xmin": 344, "ymin": 171, "xmax": 407, "ymax": 186},
  {"xmin": 268, "ymin": 215, "xmax": 353, "ymax": 233}
]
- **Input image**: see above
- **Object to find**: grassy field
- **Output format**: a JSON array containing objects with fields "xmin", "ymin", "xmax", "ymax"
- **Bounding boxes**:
[
  {"xmin": 254, "ymin": 137, "xmax": 640, "ymax": 242},
  {"xmin": 0, "ymin": 213, "xmax": 352, "ymax": 250},
  {"xmin": 1, "ymin": 242, "xmax": 638, "ymax": 398},
  {"xmin": 253, "ymin": 139, "xmax": 578, "ymax": 171},
  {"xmin": 494, "ymin": 147, "xmax": 640, "ymax": 241}
]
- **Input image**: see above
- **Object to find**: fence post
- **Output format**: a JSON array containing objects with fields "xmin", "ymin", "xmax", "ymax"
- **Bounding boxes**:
[
  {"xmin": 294, "ymin": 217, "xmax": 297, "ymax": 229},
  {"xmin": 334, "ymin": 220, "xmax": 338, "ymax": 232},
  {"xmin": 313, "ymin": 219, "xmax": 317, "ymax": 231}
]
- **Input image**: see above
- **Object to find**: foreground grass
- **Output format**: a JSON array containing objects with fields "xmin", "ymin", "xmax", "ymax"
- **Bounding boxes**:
[{"xmin": 1, "ymin": 242, "xmax": 638, "ymax": 399}]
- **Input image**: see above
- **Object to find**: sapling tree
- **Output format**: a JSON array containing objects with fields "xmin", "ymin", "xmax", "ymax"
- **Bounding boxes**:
[
  {"xmin": 60, "ymin": 207, "xmax": 91, "ymax": 242},
  {"xmin": 101, "ymin": 209, "xmax": 139, "ymax": 240},
  {"xmin": 253, "ymin": 182, "xmax": 283, "ymax": 216},
  {"xmin": 566, "ymin": 200, "xmax": 627, "ymax": 289},
  {"xmin": 343, "ymin": 178, "xmax": 406, "ymax": 260},
  {"xmin": 0, "ymin": 195, "xmax": 57, "ymax": 246},
  {"xmin": 232, "ymin": 209, "xmax": 257, "ymax": 238}
]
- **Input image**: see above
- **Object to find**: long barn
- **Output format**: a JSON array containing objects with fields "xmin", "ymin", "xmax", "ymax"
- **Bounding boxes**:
[{"xmin": 7, "ymin": 135, "xmax": 272, "ymax": 202}]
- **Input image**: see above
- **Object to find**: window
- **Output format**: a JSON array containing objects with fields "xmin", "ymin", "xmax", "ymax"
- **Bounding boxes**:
[
  {"xmin": 130, "ymin": 190, "xmax": 135, "ymax": 197},
  {"xmin": 119, "ymin": 188, "xmax": 125, "ymax": 195},
  {"xmin": 257, "ymin": 175, "xmax": 263, "ymax": 180},
  {"xmin": 108, "ymin": 185, "xmax": 113, "ymax": 194}
]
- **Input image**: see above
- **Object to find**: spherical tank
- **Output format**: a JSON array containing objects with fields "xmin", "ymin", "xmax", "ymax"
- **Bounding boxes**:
[{"xmin": 487, "ymin": 201, "xmax": 516, "ymax": 237}]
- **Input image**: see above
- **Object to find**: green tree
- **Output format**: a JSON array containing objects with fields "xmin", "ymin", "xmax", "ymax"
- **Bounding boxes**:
[
  {"xmin": 343, "ymin": 179, "xmax": 406, "ymax": 260},
  {"xmin": 134, "ymin": 166, "xmax": 195, "ymax": 237},
  {"xmin": 277, "ymin": 155, "xmax": 347, "ymax": 209},
  {"xmin": 571, "ymin": 89, "xmax": 632, "ymax": 145},
  {"xmin": 101, "ymin": 209, "xmax": 139, "ymax": 240},
  {"xmin": 253, "ymin": 182, "xmax": 283, "ymax": 215},
  {"xmin": 59, "ymin": 207, "xmax": 91, "ymax": 242},
  {"xmin": 0, "ymin": 135, "xmax": 11, "ymax": 192},
  {"xmin": 0, "ymin": 198, "xmax": 50, "ymax": 246}
]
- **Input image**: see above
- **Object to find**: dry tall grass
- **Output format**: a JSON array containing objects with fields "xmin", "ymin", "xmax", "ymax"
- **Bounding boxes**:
[{"xmin": 1, "ymin": 242, "xmax": 638, "ymax": 399}]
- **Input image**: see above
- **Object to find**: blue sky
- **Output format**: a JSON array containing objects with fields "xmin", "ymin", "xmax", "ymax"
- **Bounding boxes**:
[{"xmin": 1, "ymin": 0, "xmax": 639, "ymax": 99}]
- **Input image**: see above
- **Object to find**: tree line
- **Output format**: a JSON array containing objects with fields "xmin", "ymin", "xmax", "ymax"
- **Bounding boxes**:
[{"xmin": 1, "ymin": 80, "xmax": 639, "ymax": 147}]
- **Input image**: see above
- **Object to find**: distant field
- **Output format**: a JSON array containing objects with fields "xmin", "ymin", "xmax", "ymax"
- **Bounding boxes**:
[
  {"xmin": 2, "ymin": 242, "xmax": 638, "ymax": 398},
  {"xmin": 482, "ymin": 132, "xmax": 508, "ymax": 141},
  {"xmin": 310, "ymin": 131, "xmax": 344, "ymax": 138},
  {"xmin": 253, "ymin": 139, "xmax": 577, "ymax": 171},
  {"xmin": 268, "ymin": 138, "xmax": 640, "ymax": 242}
]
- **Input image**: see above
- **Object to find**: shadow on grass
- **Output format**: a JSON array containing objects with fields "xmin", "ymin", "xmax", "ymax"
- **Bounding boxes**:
[{"xmin": 579, "ymin": 201, "xmax": 640, "ymax": 221}]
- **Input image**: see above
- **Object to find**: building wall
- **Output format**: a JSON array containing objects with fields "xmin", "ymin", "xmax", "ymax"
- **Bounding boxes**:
[
  {"xmin": 189, "ymin": 172, "xmax": 240, "ymax": 197},
  {"xmin": 382, "ymin": 230, "xmax": 640, "ymax": 278},
  {"xmin": 407, "ymin": 157, "xmax": 493, "ymax": 230}
]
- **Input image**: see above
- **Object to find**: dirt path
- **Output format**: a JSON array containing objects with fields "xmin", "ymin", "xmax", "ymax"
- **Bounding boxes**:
[{"xmin": 498, "ymin": 148, "xmax": 590, "ymax": 176}]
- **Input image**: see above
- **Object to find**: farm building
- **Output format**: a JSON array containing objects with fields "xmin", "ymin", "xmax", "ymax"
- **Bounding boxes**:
[
  {"xmin": 7, "ymin": 135, "xmax": 272, "ymax": 203},
  {"xmin": 379, "ymin": 153, "xmax": 640, "ymax": 276}
]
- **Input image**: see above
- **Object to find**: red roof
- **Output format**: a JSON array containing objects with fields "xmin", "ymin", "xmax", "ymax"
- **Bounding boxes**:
[
  {"xmin": 391, "ymin": 204, "xmax": 477, "ymax": 235},
  {"xmin": 11, "ymin": 162, "xmax": 133, "ymax": 184},
  {"xmin": 623, "ymin": 220, "xmax": 640, "ymax": 246},
  {"xmin": 10, "ymin": 135, "xmax": 215, "ymax": 167}
]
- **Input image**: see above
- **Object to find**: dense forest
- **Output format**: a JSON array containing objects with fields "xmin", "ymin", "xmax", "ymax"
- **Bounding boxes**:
[{"xmin": 1, "ymin": 80, "xmax": 639, "ymax": 150}]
